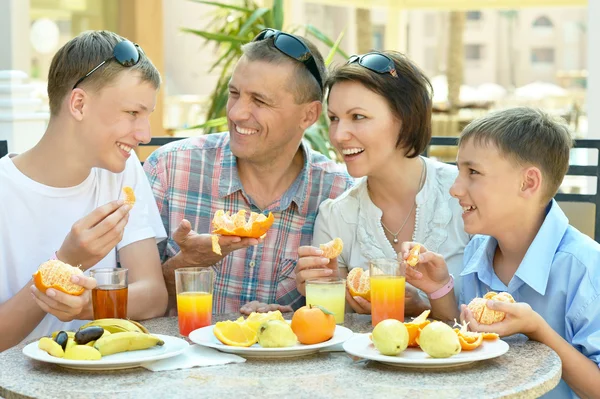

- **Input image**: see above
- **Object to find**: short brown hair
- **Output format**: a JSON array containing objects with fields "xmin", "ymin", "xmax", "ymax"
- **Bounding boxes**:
[
  {"xmin": 47, "ymin": 30, "xmax": 161, "ymax": 116},
  {"xmin": 241, "ymin": 34, "xmax": 326, "ymax": 103},
  {"xmin": 459, "ymin": 107, "xmax": 573, "ymax": 201},
  {"xmin": 325, "ymin": 51, "xmax": 433, "ymax": 158}
]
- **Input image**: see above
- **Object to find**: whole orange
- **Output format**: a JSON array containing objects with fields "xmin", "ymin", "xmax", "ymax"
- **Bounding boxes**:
[{"xmin": 291, "ymin": 305, "xmax": 336, "ymax": 345}]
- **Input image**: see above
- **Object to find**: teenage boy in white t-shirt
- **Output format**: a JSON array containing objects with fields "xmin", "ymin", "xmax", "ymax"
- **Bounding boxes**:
[{"xmin": 0, "ymin": 30, "xmax": 168, "ymax": 351}]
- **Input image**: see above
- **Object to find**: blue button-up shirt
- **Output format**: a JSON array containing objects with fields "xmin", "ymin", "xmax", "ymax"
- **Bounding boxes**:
[{"xmin": 459, "ymin": 200, "xmax": 600, "ymax": 399}]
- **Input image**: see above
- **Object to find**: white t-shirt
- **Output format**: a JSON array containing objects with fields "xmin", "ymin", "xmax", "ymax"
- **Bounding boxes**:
[
  {"xmin": 0, "ymin": 151, "xmax": 167, "ymax": 342},
  {"xmin": 312, "ymin": 156, "xmax": 471, "ymax": 299}
]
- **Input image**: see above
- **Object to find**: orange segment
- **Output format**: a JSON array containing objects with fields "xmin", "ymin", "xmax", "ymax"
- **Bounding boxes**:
[
  {"xmin": 406, "ymin": 244, "xmax": 421, "ymax": 267},
  {"xmin": 32, "ymin": 260, "xmax": 85, "ymax": 296},
  {"xmin": 346, "ymin": 268, "xmax": 370, "ymax": 301},
  {"xmin": 458, "ymin": 332, "xmax": 484, "ymax": 350},
  {"xmin": 212, "ymin": 210, "xmax": 274, "ymax": 238},
  {"xmin": 211, "ymin": 234, "xmax": 222, "ymax": 255},
  {"xmin": 319, "ymin": 237, "xmax": 343, "ymax": 259},
  {"xmin": 213, "ymin": 321, "xmax": 258, "ymax": 347},
  {"xmin": 122, "ymin": 186, "xmax": 136, "ymax": 206}
]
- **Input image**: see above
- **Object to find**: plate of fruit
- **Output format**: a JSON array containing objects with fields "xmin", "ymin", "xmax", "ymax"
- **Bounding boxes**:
[
  {"xmin": 189, "ymin": 306, "xmax": 353, "ymax": 358},
  {"xmin": 22, "ymin": 318, "xmax": 189, "ymax": 370},
  {"xmin": 342, "ymin": 311, "xmax": 509, "ymax": 368}
]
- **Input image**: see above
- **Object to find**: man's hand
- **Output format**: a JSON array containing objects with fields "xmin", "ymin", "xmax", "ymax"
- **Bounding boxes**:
[
  {"xmin": 295, "ymin": 246, "xmax": 338, "ymax": 296},
  {"xmin": 399, "ymin": 242, "xmax": 451, "ymax": 296},
  {"xmin": 30, "ymin": 275, "xmax": 97, "ymax": 322},
  {"xmin": 173, "ymin": 219, "xmax": 260, "ymax": 267},
  {"xmin": 460, "ymin": 300, "xmax": 544, "ymax": 339},
  {"xmin": 57, "ymin": 200, "xmax": 131, "ymax": 270},
  {"xmin": 240, "ymin": 301, "xmax": 293, "ymax": 315}
]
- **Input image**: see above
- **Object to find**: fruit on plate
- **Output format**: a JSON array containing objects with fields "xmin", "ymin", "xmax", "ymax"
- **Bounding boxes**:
[
  {"xmin": 32, "ymin": 260, "xmax": 84, "ymax": 296},
  {"xmin": 372, "ymin": 319, "xmax": 409, "ymax": 356},
  {"xmin": 64, "ymin": 344, "xmax": 102, "ymax": 361},
  {"xmin": 454, "ymin": 320, "xmax": 500, "ymax": 351},
  {"xmin": 212, "ymin": 210, "xmax": 274, "ymax": 238},
  {"xmin": 291, "ymin": 305, "xmax": 336, "ymax": 345},
  {"xmin": 122, "ymin": 186, "xmax": 136, "ymax": 206},
  {"xmin": 467, "ymin": 291, "xmax": 515, "ymax": 325},
  {"xmin": 346, "ymin": 268, "xmax": 370, "ymax": 301},
  {"xmin": 74, "ymin": 326, "xmax": 105, "ymax": 345},
  {"xmin": 214, "ymin": 320, "xmax": 258, "ymax": 347},
  {"xmin": 406, "ymin": 244, "xmax": 421, "ymax": 267},
  {"xmin": 236, "ymin": 310, "xmax": 285, "ymax": 334},
  {"xmin": 54, "ymin": 331, "xmax": 70, "ymax": 351},
  {"xmin": 417, "ymin": 321, "xmax": 461, "ymax": 358},
  {"xmin": 38, "ymin": 337, "xmax": 65, "ymax": 358},
  {"xmin": 404, "ymin": 310, "xmax": 431, "ymax": 347},
  {"xmin": 79, "ymin": 318, "xmax": 149, "ymax": 334},
  {"xmin": 257, "ymin": 320, "xmax": 298, "ymax": 348},
  {"xmin": 93, "ymin": 331, "xmax": 164, "ymax": 356},
  {"xmin": 319, "ymin": 237, "xmax": 343, "ymax": 259}
]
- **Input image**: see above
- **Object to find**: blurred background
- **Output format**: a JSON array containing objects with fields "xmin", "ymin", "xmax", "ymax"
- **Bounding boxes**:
[{"xmin": 0, "ymin": 0, "xmax": 597, "ymax": 235}]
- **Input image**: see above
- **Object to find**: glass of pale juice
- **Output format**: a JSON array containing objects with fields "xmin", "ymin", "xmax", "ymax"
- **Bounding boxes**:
[
  {"xmin": 306, "ymin": 277, "xmax": 346, "ymax": 324},
  {"xmin": 369, "ymin": 258, "xmax": 406, "ymax": 327},
  {"xmin": 175, "ymin": 267, "xmax": 214, "ymax": 336}
]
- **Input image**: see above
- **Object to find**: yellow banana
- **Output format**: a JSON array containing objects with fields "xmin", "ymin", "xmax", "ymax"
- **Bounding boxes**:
[
  {"xmin": 94, "ymin": 332, "xmax": 164, "ymax": 356},
  {"xmin": 64, "ymin": 345, "xmax": 102, "ymax": 360},
  {"xmin": 128, "ymin": 319, "xmax": 150, "ymax": 334},
  {"xmin": 79, "ymin": 319, "xmax": 144, "ymax": 334}
]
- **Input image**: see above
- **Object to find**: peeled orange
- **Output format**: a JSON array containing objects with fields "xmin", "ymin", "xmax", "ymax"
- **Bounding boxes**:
[
  {"xmin": 211, "ymin": 210, "xmax": 274, "ymax": 238},
  {"xmin": 32, "ymin": 260, "xmax": 85, "ymax": 296},
  {"xmin": 122, "ymin": 186, "xmax": 136, "ymax": 206},
  {"xmin": 346, "ymin": 268, "xmax": 370, "ymax": 301},
  {"xmin": 467, "ymin": 291, "xmax": 515, "ymax": 325},
  {"xmin": 319, "ymin": 237, "xmax": 343, "ymax": 259},
  {"xmin": 213, "ymin": 320, "xmax": 258, "ymax": 347}
]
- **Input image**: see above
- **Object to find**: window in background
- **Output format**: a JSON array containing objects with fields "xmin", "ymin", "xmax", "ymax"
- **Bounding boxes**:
[
  {"xmin": 531, "ymin": 48, "xmax": 555, "ymax": 64},
  {"xmin": 532, "ymin": 15, "xmax": 553, "ymax": 28},
  {"xmin": 373, "ymin": 25, "xmax": 385, "ymax": 51},
  {"xmin": 466, "ymin": 11, "xmax": 482, "ymax": 21},
  {"xmin": 465, "ymin": 44, "xmax": 483, "ymax": 61}
]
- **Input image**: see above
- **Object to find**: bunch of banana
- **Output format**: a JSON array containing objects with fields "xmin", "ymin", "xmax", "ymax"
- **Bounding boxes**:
[{"xmin": 40, "ymin": 319, "xmax": 163, "ymax": 361}]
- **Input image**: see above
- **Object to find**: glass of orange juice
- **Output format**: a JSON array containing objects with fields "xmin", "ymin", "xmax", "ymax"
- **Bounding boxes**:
[
  {"xmin": 175, "ymin": 267, "xmax": 214, "ymax": 336},
  {"xmin": 369, "ymin": 258, "xmax": 406, "ymax": 327}
]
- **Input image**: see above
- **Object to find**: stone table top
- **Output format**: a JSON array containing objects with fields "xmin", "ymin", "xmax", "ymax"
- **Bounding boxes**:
[{"xmin": 0, "ymin": 313, "xmax": 561, "ymax": 399}]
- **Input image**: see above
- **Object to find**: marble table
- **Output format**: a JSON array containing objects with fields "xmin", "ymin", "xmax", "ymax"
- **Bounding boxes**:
[{"xmin": 0, "ymin": 313, "xmax": 561, "ymax": 399}]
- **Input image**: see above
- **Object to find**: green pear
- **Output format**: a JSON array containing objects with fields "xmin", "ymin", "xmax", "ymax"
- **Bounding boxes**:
[{"xmin": 372, "ymin": 319, "xmax": 409, "ymax": 356}]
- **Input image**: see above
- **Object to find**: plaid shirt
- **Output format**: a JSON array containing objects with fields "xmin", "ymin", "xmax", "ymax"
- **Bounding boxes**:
[{"xmin": 143, "ymin": 133, "xmax": 353, "ymax": 313}]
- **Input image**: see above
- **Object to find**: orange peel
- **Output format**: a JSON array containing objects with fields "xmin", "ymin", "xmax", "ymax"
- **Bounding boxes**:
[
  {"xmin": 404, "ymin": 309, "xmax": 431, "ymax": 347},
  {"xmin": 32, "ymin": 260, "xmax": 85, "ymax": 296},
  {"xmin": 212, "ymin": 210, "xmax": 274, "ymax": 238}
]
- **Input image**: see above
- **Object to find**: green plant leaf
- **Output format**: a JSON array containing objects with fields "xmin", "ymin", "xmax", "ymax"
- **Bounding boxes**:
[
  {"xmin": 305, "ymin": 24, "xmax": 349, "ymax": 59},
  {"xmin": 272, "ymin": 0, "xmax": 284, "ymax": 30},
  {"xmin": 239, "ymin": 8, "xmax": 270, "ymax": 36},
  {"xmin": 310, "ymin": 304, "xmax": 334, "ymax": 316},
  {"xmin": 324, "ymin": 29, "xmax": 345, "ymax": 66},
  {"xmin": 188, "ymin": 0, "xmax": 252, "ymax": 13},
  {"xmin": 180, "ymin": 28, "xmax": 248, "ymax": 44}
]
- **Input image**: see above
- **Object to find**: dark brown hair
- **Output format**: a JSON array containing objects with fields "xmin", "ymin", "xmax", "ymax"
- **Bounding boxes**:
[
  {"xmin": 459, "ymin": 107, "xmax": 573, "ymax": 201},
  {"xmin": 47, "ymin": 30, "xmax": 161, "ymax": 116},
  {"xmin": 325, "ymin": 51, "xmax": 433, "ymax": 158},
  {"xmin": 241, "ymin": 34, "xmax": 326, "ymax": 103}
]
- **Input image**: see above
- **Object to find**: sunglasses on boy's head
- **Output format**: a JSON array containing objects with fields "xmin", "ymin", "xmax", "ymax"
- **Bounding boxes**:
[
  {"xmin": 252, "ymin": 29, "xmax": 323, "ymax": 90},
  {"xmin": 72, "ymin": 40, "xmax": 144, "ymax": 89},
  {"xmin": 347, "ymin": 52, "xmax": 398, "ymax": 77}
]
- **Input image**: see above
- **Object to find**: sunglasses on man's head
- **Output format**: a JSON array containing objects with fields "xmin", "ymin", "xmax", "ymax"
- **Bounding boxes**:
[
  {"xmin": 347, "ymin": 52, "xmax": 398, "ymax": 77},
  {"xmin": 72, "ymin": 40, "xmax": 144, "ymax": 89},
  {"xmin": 252, "ymin": 29, "xmax": 323, "ymax": 90}
]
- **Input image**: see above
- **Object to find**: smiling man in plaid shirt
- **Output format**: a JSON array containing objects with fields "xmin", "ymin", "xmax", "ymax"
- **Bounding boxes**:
[{"xmin": 144, "ymin": 31, "xmax": 353, "ymax": 314}]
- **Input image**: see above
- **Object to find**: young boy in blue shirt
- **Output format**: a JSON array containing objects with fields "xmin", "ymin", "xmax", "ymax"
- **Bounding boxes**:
[{"xmin": 403, "ymin": 107, "xmax": 600, "ymax": 398}]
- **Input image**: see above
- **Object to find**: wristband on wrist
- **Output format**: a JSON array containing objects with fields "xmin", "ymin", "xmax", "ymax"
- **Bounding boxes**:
[{"xmin": 428, "ymin": 274, "xmax": 454, "ymax": 300}]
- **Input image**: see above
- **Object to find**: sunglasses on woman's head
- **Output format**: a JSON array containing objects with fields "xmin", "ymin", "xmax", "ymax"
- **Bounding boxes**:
[
  {"xmin": 347, "ymin": 52, "xmax": 398, "ymax": 77},
  {"xmin": 252, "ymin": 29, "xmax": 323, "ymax": 90},
  {"xmin": 72, "ymin": 40, "xmax": 144, "ymax": 89}
]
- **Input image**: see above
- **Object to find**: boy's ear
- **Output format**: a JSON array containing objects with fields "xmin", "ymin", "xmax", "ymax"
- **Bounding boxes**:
[
  {"xmin": 299, "ymin": 101, "xmax": 322, "ymax": 130},
  {"xmin": 520, "ymin": 166, "xmax": 543, "ymax": 198},
  {"xmin": 68, "ymin": 88, "xmax": 87, "ymax": 121}
]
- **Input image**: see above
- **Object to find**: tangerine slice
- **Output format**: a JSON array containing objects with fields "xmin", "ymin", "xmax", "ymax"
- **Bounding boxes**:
[
  {"xmin": 346, "ymin": 267, "xmax": 370, "ymax": 301},
  {"xmin": 320, "ymin": 237, "xmax": 343, "ymax": 259},
  {"xmin": 122, "ymin": 186, "xmax": 136, "ymax": 206},
  {"xmin": 213, "ymin": 320, "xmax": 258, "ymax": 347},
  {"xmin": 211, "ymin": 234, "xmax": 222, "ymax": 255},
  {"xmin": 406, "ymin": 244, "xmax": 421, "ymax": 267},
  {"xmin": 32, "ymin": 260, "xmax": 85, "ymax": 296}
]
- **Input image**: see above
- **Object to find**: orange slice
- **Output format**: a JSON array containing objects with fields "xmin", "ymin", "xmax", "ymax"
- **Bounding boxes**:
[
  {"xmin": 346, "ymin": 267, "xmax": 370, "ymax": 301},
  {"xmin": 320, "ymin": 237, "xmax": 343, "ymax": 259},
  {"xmin": 404, "ymin": 309, "xmax": 431, "ymax": 347},
  {"xmin": 212, "ymin": 210, "xmax": 274, "ymax": 238},
  {"xmin": 213, "ymin": 320, "xmax": 258, "ymax": 347},
  {"xmin": 211, "ymin": 234, "xmax": 222, "ymax": 255},
  {"xmin": 32, "ymin": 260, "xmax": 85, "ymax": 296},
  {"xmin": 122, "ymin": 186, "xmax": 136, "ymax": 206},
  {"xmin": 406, "ymin": 244, "xmax": 421, "ymax": 267}
]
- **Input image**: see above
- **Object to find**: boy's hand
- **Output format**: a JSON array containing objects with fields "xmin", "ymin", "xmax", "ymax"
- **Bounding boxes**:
[
  {"xmin": 460, "ymin": 300, "xmax": 545, "ymax": 338},
  {"xmin": 295, "ymin": 246, "xmax": 337, "ymax": 296},
  {"xmin": 399, "ymin": 242, "xmax": 451, "ymax": 295},
  {"xmin": 31, "ymin": 275, "xmax": 97, "ymax": 322},
  {"xmin": 57, "ymin": 200, "xmax": 131, "ymax": 269},
  {"xmin": 239, "ymin": 301, "xmax": 293, "ymax": 315}
]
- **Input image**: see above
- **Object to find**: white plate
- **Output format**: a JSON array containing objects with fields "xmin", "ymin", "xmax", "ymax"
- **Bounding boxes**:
[
  {"xmin": 189, "ymin": 324, "xmax": 354, "ymax": 358},
  {"xmin": 23, "ymin": 334, "xmax": 189, "ymax": 370},
  {"xmin": 343, "ymin": 333, "xmax": 509, "ymax": 368}
]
